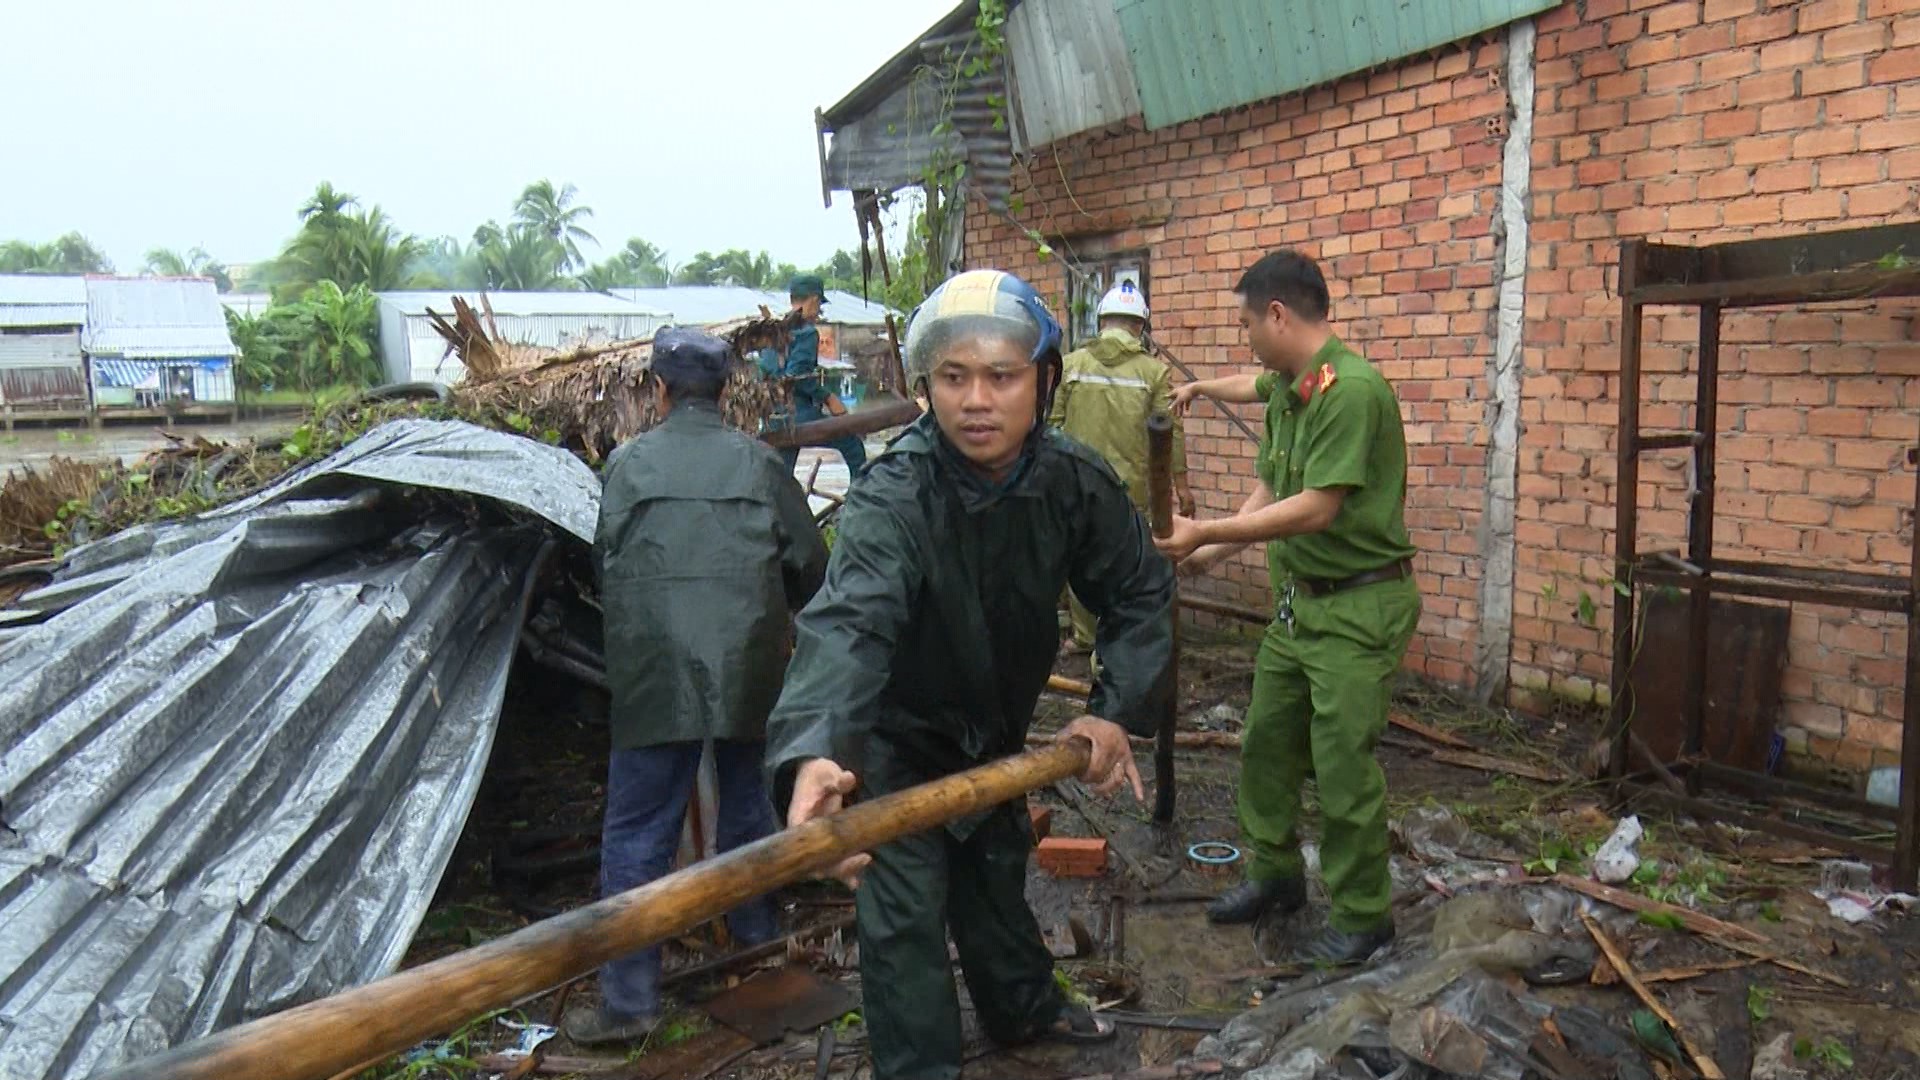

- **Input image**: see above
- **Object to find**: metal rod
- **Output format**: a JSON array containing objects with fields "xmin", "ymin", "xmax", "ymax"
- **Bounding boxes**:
[
  {"xmin": 1142, "ymin": 332, "xmax": 1264, "ymax": 446},
  {"xmin": 1635, "ymin": 432, "xmax": 1704, "ymax": 451},
  {"xmin": 1707, "ymin": 558, "xmax": 1909, "ymax": 592},
  {"xmin": 1147, "ymin": 410, "xmax": 1179, "ymax": 826},
  {"xmin": 1620, "ymin": 783, "xmax": 1895, "ymax": 864},
  {"xmin": 1901, "ymin": 414, "xmax": 1920, "ymax": 890},
  {"xmin": 1609, "ymin": 242, "xmax": 1645, "ymax": 781},
  {"xmin": 1628, "ymin": 266, "xmax": 1920, "ymax": 309},
  {"xmin": 1683, "ymin": 302, "xmax": 1721, "ymax": 780},
  {"xmin": 1693, "ymin": 762, "xmax": 1896, "ymax": 822},
  {"xmin": 1636, "ymin": 565, "xmax": 1910, "ymax": 614},
  {"xmin": 94, "ymin": 742, "xmax": 1095, "ymax": 1080}
]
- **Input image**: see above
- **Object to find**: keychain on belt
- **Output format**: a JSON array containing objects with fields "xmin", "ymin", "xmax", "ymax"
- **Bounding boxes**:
[{"xmin": 1277, "ymin": 581, "xmax": 1298, "ymax": 635}]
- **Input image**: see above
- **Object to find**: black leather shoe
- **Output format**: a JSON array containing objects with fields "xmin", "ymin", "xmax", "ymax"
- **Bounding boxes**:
[
  {"xmin": 1206, "ymin": 877, "xmax": 1307, "ymax": 925},
  {"xmin": 1297, "ymin": 923, "xmax": 1394, "ymax": 965}
]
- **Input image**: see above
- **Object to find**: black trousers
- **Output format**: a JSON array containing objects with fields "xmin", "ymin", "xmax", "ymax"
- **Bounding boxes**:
[{"xmin": 855, "ymin": 801, "xmax": 1063, "ymax": 1080}]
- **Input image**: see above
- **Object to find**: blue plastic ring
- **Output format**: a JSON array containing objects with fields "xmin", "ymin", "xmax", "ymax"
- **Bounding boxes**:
[{"xmin": 1187, "ymin": 842, "xmax": 1241, "ymax": 865}]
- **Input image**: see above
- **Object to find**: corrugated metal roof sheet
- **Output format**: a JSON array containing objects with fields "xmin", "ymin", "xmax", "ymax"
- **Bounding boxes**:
[
  {"xmin": 0, "ymin": 276, "xmax": 89, "ymax": 328},
  {"xmin": 1113, "ymin": 0, "xmax": 1560, "ymax": 130},
  {"xmin": 816, "ymin": 2, "xmax": 1014, "ymax": 207},
  {"xmin": 376, "ymin": 291, "xmax": 670, "ymax": 318},
  {"xmin": 0, "ymin": 420, "xmax": 597, "ymax": 1080},
  {"xmin": 613, "ymin": 286, "xmax": 897, "ymax": 327},
  {"xmin": 1005, "ymin": 0, "xmax": 1143, "ymax": 149},
  {"xmin": 82, "ymin": 278, "xmax": 239, "ymax": 359}
]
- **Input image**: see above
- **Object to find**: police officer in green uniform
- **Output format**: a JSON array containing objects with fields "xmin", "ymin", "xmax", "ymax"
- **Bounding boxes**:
[
  {"xmin": 765, "ymin": 269, "xmax": 1176, "ymax": 1080},
  {"xmin": 1155, "ymin": 249, "xmax": 1419, "ymax": 965}
]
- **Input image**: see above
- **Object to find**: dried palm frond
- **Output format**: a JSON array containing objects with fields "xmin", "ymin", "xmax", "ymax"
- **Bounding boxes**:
[{"xmin": 435, "ymin": 296, "xmax": 798, "ymax": 463}]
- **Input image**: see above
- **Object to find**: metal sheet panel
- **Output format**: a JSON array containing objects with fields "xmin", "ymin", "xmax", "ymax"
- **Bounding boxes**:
[
  {"xmin": 0, "ymin": 420, "xmax": 599, "ymax": 1080},
  {"xmin": 612, "ymin": 286, "xmax": 897, "ymax": 327},
  {"xmin": 0, "ymin": 275, "xmax": 88, "ymax": 327},
  {"xmin": 1006, "ymin": 0, "xmax": 1143, "ymax": 149},
  {"xmin": 83, "ymin": 278, "xmax": 239, "ymax": 359},
  {"xmin": 0, "ymin": 369, "xmax": 87, "ymax": 408},
  {"xmin": 0, "ymin": 331, "xmax": 82, "ymax": 369},
  {"xmin": 1113, "ymin": 0, "xmax": 1563, "ymax": 130}
]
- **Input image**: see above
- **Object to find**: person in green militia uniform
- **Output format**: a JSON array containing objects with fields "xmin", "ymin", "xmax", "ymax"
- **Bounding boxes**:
[
  {"xmin": 1047, "ymin": 280, "xmax": 1194, "ymax": 660},
  {"xmin": 761, "ymin": 274, "xmax": 868, "ymax": 478},
  {"xmin": 1155, "ymin": 249, "xmax": 1420, "ymax": 965},
  {"xmin": 764, "ymin": 269, "xmax": 1176, "ymax": 1080}
]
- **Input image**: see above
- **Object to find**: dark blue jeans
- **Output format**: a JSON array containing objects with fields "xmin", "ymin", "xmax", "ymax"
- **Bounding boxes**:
[
  {"xmin": 598, "ymin": 740, "xmax": 779, "ymax": 1018},
  {"xmin": 780, "ymin": 437, "xmax": 867, "ymax": 479}
]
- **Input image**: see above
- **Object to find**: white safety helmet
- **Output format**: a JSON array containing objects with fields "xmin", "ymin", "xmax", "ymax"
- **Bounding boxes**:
[{"xmin": 1096, "ymin": 280, "xmax": 1150, "ymax": 323}]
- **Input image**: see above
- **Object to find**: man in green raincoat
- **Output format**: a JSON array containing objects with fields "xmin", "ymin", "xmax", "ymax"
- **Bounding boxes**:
[
  {"xmin": 570, "ymin": 327, "xmax": 829, "ymax": 1045},
  {"xmin": 1156, "ymin": 250, "xmax": 1420, "ymax": 966},
  {"xmin": 765, "ymin": 270, "xmax": 1176, "ymax": 1080},
  {"xmin": 1048, "ymin": 279, "xmax": 1193, "ymax": 655}
]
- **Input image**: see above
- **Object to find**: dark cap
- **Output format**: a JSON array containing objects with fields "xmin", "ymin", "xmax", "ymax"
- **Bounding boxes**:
[
  {"xmin": 651, "ymin": 326, "xmax": 734, "ymax": 384},
  {"xmin": 789, "ymin": 274, "xmax": 829, "ymax": 303}
]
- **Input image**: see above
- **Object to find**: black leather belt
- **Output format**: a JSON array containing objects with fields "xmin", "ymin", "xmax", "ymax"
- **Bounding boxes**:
[{"xmin": 1293, "ymin": 558, "xmax": 1413, "ymax": 598}]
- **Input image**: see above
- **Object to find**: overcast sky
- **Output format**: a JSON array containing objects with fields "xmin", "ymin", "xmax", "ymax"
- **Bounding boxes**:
[{"xmin": 0, "ymin": 0, "xmax": 956, "ymax": 274}]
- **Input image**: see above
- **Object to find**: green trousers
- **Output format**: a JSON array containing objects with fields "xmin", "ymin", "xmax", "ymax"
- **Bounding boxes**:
[
  {"xmin": 856, "ymin": 795, "xmax": 1062, "ymax": 1080},
  {"xmin": 1239, "ymin": 575, "xmax": 1420, "ymax": 932}
]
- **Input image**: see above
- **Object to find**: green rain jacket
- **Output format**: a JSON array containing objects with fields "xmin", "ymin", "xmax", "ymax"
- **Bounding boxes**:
[
  {"xmin": 595, "ymin": 400, "xmax": 829, "ymax": 750},
  {"xmin": 1047, "ymin": 329, "xmax": 1186, "ymax": 508},
  {"xmin": 764, "ymin": 413, "xmax": 1176, "ymax": 833}
]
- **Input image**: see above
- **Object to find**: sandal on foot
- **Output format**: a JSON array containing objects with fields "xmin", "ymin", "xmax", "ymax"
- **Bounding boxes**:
[{"xmin": 1043, "ymin": 1004, "xmax": 1117, "ymax": 1044}]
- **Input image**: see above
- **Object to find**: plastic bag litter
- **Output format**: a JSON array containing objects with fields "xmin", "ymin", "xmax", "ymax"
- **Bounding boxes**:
[
  {"xmin": 1592, "ymin": 815, "xmax": 1643, "ymax": 884},
  {"xmin": 1752, "ymin": 1032, "xmax": 1810, "ymax": 1080}
]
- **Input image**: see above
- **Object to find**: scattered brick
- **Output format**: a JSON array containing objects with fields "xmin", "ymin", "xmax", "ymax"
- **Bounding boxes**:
[{"xmin": 1036, "ymin": 837, "xmax": 1109, "ymax": 879}]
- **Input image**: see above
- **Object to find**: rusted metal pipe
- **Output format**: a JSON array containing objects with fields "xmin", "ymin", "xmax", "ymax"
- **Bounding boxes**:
[{"xmin": 1147, "ymin": 411, "xmax": 1178, "ymax": 825}]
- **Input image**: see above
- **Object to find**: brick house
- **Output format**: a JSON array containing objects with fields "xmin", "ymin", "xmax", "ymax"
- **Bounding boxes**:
[{"xmin": 815, "ymin": 0, "xmax": 1920, "ymax": 782}]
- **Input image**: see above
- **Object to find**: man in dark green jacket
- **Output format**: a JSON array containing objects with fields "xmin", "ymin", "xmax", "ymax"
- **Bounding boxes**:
[
  {"xmin": 765, "ymin": 270, "xmax": 1176, "ymax": 1080},
  {"xmin": 569, "ymin": 327, "xmax": 829, "ymax": 1046}
]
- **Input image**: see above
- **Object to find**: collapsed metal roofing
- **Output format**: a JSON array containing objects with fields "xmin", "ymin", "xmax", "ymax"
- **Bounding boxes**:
[{"xmin": 0, "ymin": 419, "xmax": 599, "ymax": 1080}]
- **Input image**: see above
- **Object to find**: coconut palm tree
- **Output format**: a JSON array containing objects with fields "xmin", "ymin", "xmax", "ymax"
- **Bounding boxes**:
[
  {"xmin": 143, "ymin": 246, "xmax": 233, "ymax": 291},
  {"xmin": 513, "ymin": 180, "xmax": 597, "ymax": 271},
  {"xmin": 473, "ymin": 221, "xmax": 569, "ymax": 291},
  {"xmin": 577, "ymin": 237, "xmax": 673, "ymax": 291},
  {"xmin": 0, "ymin": 233, "xmax": 113, "ymax": 274}
]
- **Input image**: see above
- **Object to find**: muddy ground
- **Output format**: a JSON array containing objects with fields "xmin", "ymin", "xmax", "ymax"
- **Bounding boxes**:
[{"xmin": 362, "ymin": 626, "xmax": 1919, "ymax": 1080}]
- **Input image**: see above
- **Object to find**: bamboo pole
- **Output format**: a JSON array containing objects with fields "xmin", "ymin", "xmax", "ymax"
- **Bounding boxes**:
[
  {"xmin": 1147, "ymin": 411, "xmax": 1179, "ymax": 825},
  {"xmin": 95, "ymin": 742, "xmax": 1093, "ymax": 1080}
]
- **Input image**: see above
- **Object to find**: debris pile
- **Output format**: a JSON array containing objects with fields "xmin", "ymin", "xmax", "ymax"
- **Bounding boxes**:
[{"xmin": 431, "ymin": 294, "xmax": 796, "ymax": 462}]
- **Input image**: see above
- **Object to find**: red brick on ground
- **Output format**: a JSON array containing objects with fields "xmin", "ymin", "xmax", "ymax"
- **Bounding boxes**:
[{"xmin": 1036, "ymin": 837, "xmax": 1108, "ymax": 878}]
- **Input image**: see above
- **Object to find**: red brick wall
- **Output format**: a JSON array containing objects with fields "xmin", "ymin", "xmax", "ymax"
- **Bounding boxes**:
[
  {"xmin": 968, "ymin": 42, "xmax": 1513, "ymax": 686},
  {"xmin": 965, "ymin": 0, "xmax": 1920, "ymax": 773},
  {"xmin": 1519, "ymin": 0, "xmax": 1920, "ymax": 774}
]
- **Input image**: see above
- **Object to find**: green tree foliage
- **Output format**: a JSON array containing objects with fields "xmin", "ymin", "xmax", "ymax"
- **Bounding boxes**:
[
  {"xmin": 513, "ymin": 180, "xmax": 597, "ymax": 272},
  {"xmin": 471, "ymin": 221, "xmax": 570, "ymax": 291},
  {"xmin": 577, "ymin": 238, "xmax": 674, "ymax": 291},
  {"xmin": 670, "ymin": 249, "xmax": 797, "ymax": 290},
  {"xmin": 225, "ymin": 281, "xmax": 382, "ymax": 390},
  {"xmin": 143, "ymin": 246, "xmax": 232, "ymax": 291},
  {"xmin": 273, "ymin": 184, "xmax": 427, "ymax": 296},
  {"xmin": 0, "ymin": 232, "xmax": 114, "ymax": 274}
]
